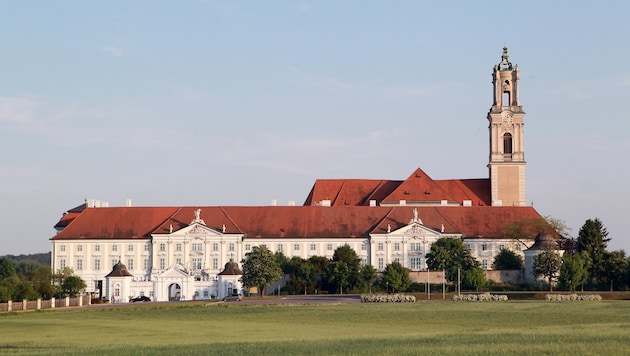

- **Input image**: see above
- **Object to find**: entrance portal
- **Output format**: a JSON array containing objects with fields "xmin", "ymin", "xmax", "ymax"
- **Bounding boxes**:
[{"xmin": 168, "ymin": 283, "xmax": 181, "ymax": 301}]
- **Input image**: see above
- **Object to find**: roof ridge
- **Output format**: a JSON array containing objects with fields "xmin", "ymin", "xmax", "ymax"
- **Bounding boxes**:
[
  {"xmin": 220, "ymin": 207, "xmax": 241, "ymax": 234},
  {"xmin": 433, "ymin": 207, "xmax": 461, "ymax": 236}
]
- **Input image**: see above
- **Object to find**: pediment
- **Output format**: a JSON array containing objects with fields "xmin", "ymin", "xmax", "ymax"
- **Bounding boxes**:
[
  {"xmin": 159, "ymin": 265, "xmax": 190, "ymax": 278},
  {"xmin": 175, "ymin": 223, "xmax": 222, "ymax": 237},
  {"xmin": 395, "ymin": 223, "xmax": 441, "ymax": 239}
]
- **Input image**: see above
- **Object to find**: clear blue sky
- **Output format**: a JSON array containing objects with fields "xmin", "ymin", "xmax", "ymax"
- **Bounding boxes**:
[{"xmin": 1, "ymin": 1, "xmax": 629, "ymax": 255}]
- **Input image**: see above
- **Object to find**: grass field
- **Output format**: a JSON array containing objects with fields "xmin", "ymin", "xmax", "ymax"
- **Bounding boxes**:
[{"xmin": 1, "ymin": 300, "xmax": 629, "ymax": 355}]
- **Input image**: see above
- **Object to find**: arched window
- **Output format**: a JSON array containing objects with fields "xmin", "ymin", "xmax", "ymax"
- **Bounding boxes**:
[{"xmin": 503, "ymin": 133, "xmax": 513, "ymax": 155}]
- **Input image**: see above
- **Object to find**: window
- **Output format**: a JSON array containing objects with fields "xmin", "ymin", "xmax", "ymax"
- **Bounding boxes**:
[
  {"xmin": 327, "ymin": 243, "xmax": 333, "ymax": 251},
  {"xmin": 482, "ymin": 243, "xmax": 488, "ymax": 251},
  {"xmin": 394, "ymin": 243, "xmax": 400, "ymax": 251},
  {"xmin": 213, "ymin": 242, "xmax": 219, "ymax": 251},
  {"xmin": 94, "ymin": 259, "xmax": 101, "ymax": 271},
  {"xmin": 112, "ymin": 244, "xmax": 118, "ymax": 252},
  {"xmin": 212, "ymin": 258, "xmax": 218, "ymax": 269},
  {"xmin": 76, "ymin": 259, "xmax": 83, "ymax": 270},
  {"xmin": 143, "ymin": 258, "xmax": 149, "ymax": 270},
  {"xmin": 310, "ymin": 243, "xmax": 316, "ymax": 251},
  {"xmin": 128, "ymin": 244, "xmax": 134, "ymax": 252},
  {"xmin": 144, "ymin": 244, "xmax": 149, "ymax": 252},
  {"xmin": 294, "ymin": 243, "xmax": 300, "ymax": 251},
  {"xmin": 114, "ymin": 287, "xmax": 120, "ymax": 297},
  {"xmin": 176, "ymin": 243, "xmax": 182, "ymax": 252},
  {"xmin": 245, "ymin": 244, "xmax": 251, "ymax": 251},
  {"xmin": 378, "ymin": 258, "xmax": 384, "ymax": 270},
  {"xmin": 394, "ymin": 257, "xmax": 400, "ymax": 264},
  {"xmin": 228, "ymin": 243, "xmax": 235, "ymax": 252},
  {"xmin": 60, "ymin": 245, "xmax": 66, "ymax": 252},
  {"xmin": 60, "ymin": 258, "xmax": 66, "ymax": 269},
  {"xmin": 482, "ymin": 259, "xmax": 488, "ymax": 270},
  {"xmin": 192, "ymin": 257, "xmax": 202, "ymax": 270},
  {"xmin": 176, "ymin": 257, "xmax": 182, "ymax": 265},
  {"xmin": 159, "ymin": 243, "xmax": 166, "ymax": 252},
  {"xmin": 159, "ymin": 257, "xmax": 165, "ymax": 270},
  {"xmin": 77, "ymin": 244, "xmax": 83, "ymax": 252},
  {"xmin": 204, "ymin": 290, "xmax": 209, "ymax": 298},
  {"xmin": 192, "ymin": 243, "xmax": 203, "ymax": 252},
  {"xmin": 515, "ymin": 244, "xmax": 521, "ymax": 251},
  {"xmin": 277, "ymin": 244, "xmax": 283, "ymax": 252},
  {"xmin": 361, "ymin": 242, "xmax": 367, "ymax": 251},
  {"xmin": 466, "ymin": 243, "xmax": 472, "ymax": 250},
  {"xmin": 127, "ymin": 258, "xmax": 134, "ymax": 270},
  {"xmin": 361, "ymin": 258, "xmax": 367, "ymax": 265},
  {"xmin": 410, "ymin": 256, "xmax": 421, "ymax": 270},
  {"xmin": 410, "ymin": 243, "xmax": 421, "ymax": 252},
  {"xmin": 95, "ymin": 244, "xmax": 100, "ymax": 252},
  {"xmin": 503, "ymin": 133, "xmax": 513, "ymax": 155},
  {"xmin": 378, "ymin": 242, "xmax": 384, "ymax": 251},
  {"xmin": 112, "ymin": 259, "xmax": 118, "ymax": 268},
  {"xmin": 499, "ymin": 244, "xmax": 505, "ymax": 250}
]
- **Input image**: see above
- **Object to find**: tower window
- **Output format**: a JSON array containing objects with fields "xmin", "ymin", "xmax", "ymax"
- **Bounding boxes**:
[
  {"xmin": 503, "ymin": 92, "xmax": 510, "ymax": 107},
  {"xmin": 503, "ymin": 133, "xmax": 513, "ymax": 155}
]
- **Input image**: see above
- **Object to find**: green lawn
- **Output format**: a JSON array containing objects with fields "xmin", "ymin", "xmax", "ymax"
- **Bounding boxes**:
[{"xmin": 1, "ymin": 300, "xmax": 629, "ymax": 355}]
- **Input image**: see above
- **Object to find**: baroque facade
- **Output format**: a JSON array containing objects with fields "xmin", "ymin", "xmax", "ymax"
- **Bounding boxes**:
[{"xmin": 50, "ymin": 48, "xmax": 547, "ymax": 302}]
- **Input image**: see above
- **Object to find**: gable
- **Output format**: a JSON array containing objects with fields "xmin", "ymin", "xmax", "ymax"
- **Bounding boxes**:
[
  {"xmin": 159, "ymin": 265, "xmax": 190, "ymax": 278},
  {"xmin": 381, "ymin": 168, "xmax": 458, "ymax": 205}
]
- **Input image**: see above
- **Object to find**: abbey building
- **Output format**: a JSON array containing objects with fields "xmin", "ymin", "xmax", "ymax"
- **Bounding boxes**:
[{"xmin": 50, "ymin": 48, "xmax": 546, "ymax": 302}]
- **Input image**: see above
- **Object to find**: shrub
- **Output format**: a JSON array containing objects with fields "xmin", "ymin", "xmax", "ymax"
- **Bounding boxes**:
[
  {"xmin": 544, "ymin": 294, "xmax": 602, "ymax": 301},
  {"xmin": 360, "ymin": 294, "xmax": 416, "ymax": 303},
  {"xmin": 451, "ymin": 293, "xmax": 508, "ymax": 301}
]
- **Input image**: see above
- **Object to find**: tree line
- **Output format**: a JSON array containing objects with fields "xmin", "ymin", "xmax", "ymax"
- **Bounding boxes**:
[
  {"xmin": 240, "ymin": 217, "xmax": 630, "ymax": 295},
  {"xmin": 0, "ymin": 257, "xmax": 86, "ymax": 302},
  {"xmin": 535, "ymin": 218, "xmax": 629, "ymax": 291}
]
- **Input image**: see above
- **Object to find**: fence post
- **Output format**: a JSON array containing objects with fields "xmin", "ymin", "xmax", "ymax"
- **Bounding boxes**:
[
  {"xmin": 23, "ymin": 299, "xmax": 27, "ymax": 311},
  {"xmin": 65, "ymin": 296, "xmax": 70, "ymax": 307},
  {"xmin": 7, "ymin": 301, "xmax": 11, "ymax": 312},
  {"xmin": 51, "ymin": 297, "xmax": 55, "ymax": 309},
  {"xmin": 37, "ymin": 299, "xmax": 42, "ymax": 310}
]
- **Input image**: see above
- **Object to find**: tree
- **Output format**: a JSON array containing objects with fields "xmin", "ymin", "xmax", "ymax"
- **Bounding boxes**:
[
  {"xmin": 558, "ymin": 252, "xmax": 589, "ymax": 292},
  {"xmin": 308, "ymin": 255, "xmax": 329, "ymax": 274},
  {"xmin": 492, "ymin": 249, "xmax": 524, "ymax": 270},
  {"xmin": 426, "ymin": 237, "xmax": 479, "ymax": 282},
  {"xmin": 357, "ymin": 264, "xmax": 377, "ymax": 293},
  {"xmin": 331, "ymin": 245, "xmax": 361, "ymax": 290},
  {"xmin": 31, "ymin": 265, "xmax": 56, "ymax": 299},
  {"xmin": 326, "ymin": 261, "xmax": 349, "ymax": 294},
  {"xmin": 240, "ymin": 245, "xmax": 282, "ymax": 297},
  {"xmin": 0, "ymin": 257, "xmax": 17, "ymax": 280},
  {"xmin": 543, "ymin": 215, "xmax": 572, "ymax": 238},
  {"xmin": 599, "ymin": 250, "xmax": 628, "ymax": 291},
  {"xmin": 462, "ymin": 267, "xmax": 486, "ymax": 292},
  {"xmin": 533, "ymin": 248, "xmax": 562, "ymax": 291},
  {"xmin": 296, "ymin": 263, "xmax": 316, "ymax": 295},
  {"xmin": 381, "ymin": 262, "xmax": 412, "ymax": 293},
  {"xmin": 61, "ymin": 275, "xmax": 86, "ymax": 297},
  {"xmin": 577, "ymin": 218, "xmax": 610, "ymax": 280}
]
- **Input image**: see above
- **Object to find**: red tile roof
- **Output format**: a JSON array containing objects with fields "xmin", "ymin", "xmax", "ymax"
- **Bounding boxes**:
[
  {"xmin": 304, "ymin": 168, "xmax": 490, "ymax": 207},
  {"xmin": 304, "ymin": 179, "xmax": 402, "ymax": 206},
  {"xmin": 52, "ymin": 207, "xmax": 179, "ymax": 240},
  {"xmin": 52, "ymin": 205, "xmax": 544, "ymax": 241}
]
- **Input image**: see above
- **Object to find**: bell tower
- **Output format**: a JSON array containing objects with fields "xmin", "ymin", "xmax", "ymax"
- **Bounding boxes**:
[{"xmin": 487, "ymin": 47, "xmax": 526, "ymax": 206}]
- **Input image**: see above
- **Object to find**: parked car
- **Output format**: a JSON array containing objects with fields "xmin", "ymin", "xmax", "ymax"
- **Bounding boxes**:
[
  {"xmin": 129, "ymin": 296, "xmax": 151, "ymax": 303},
  {"xmin": 222, "ymin": 295, "xmax": 242, "ymax": 302}
]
